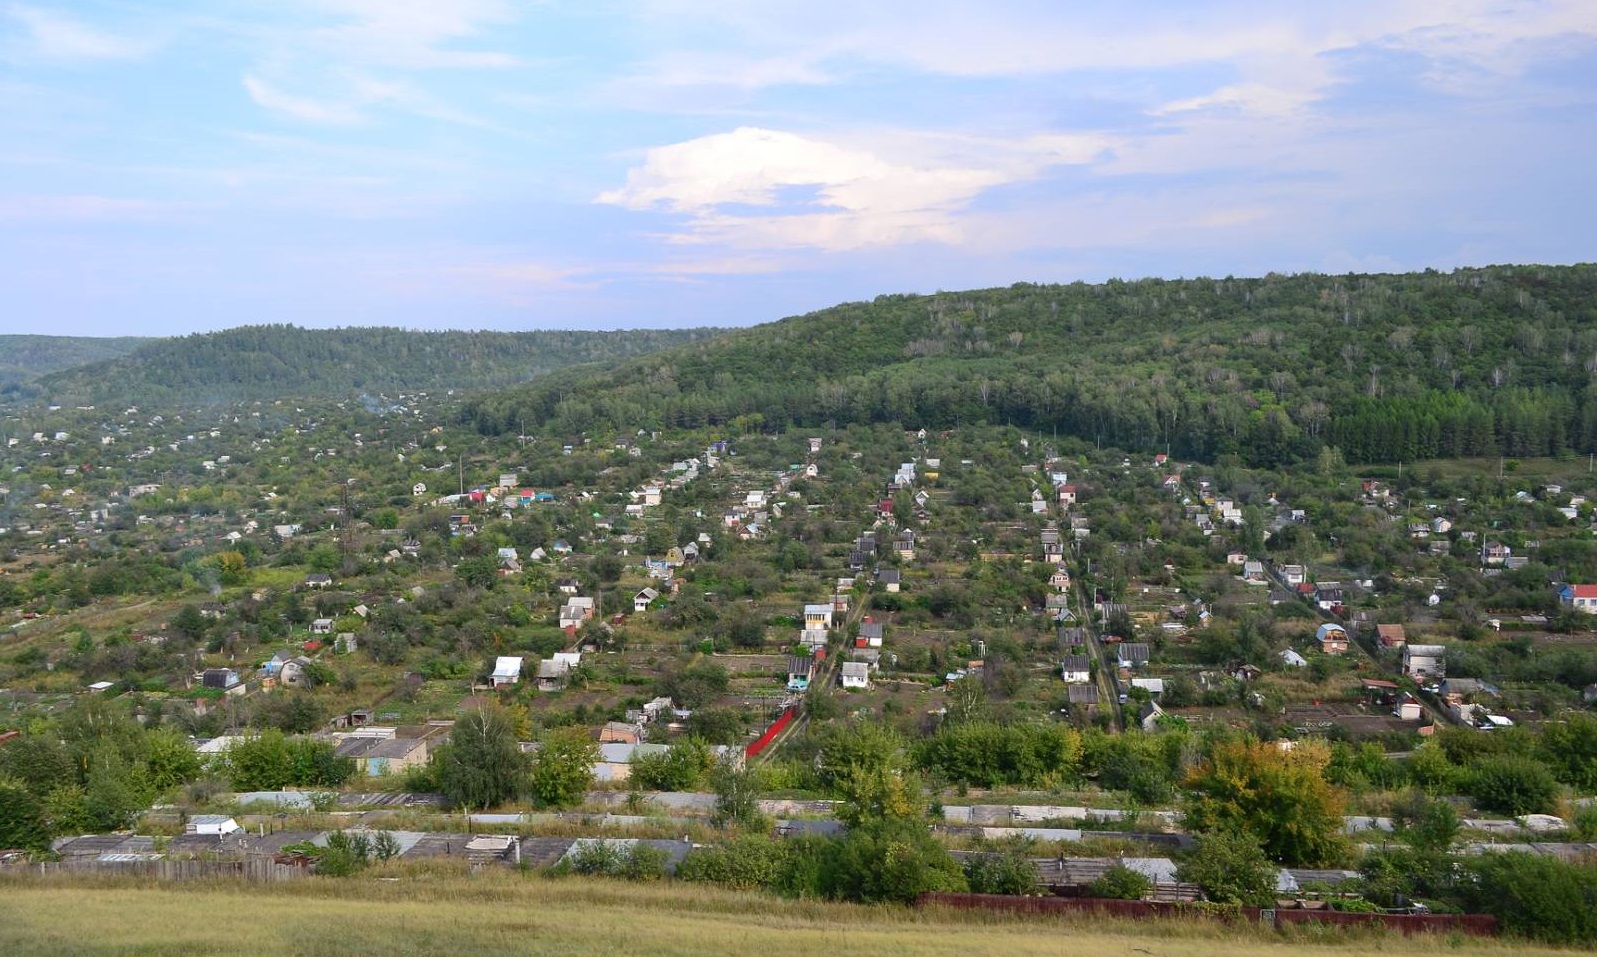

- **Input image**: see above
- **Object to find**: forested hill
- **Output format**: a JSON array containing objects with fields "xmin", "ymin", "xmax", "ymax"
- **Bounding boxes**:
[
  {"xmin": 0, "ymin": 335, "xmax": 150, "ymax": 391},
  {"xmin": 25, "ymin": 325, "xmax": 724, "ymax": 407},
  {"xmin": 462, "ymin": 264, "xmax": 1597, "ymax": 466}
]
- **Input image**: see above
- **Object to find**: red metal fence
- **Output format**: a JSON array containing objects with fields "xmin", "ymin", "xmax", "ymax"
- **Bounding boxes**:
[
  {"xmin": 918, "ymin": 893, "xmax": 1498, "ymax": 937},
  {"xmin": 744, "ymin": 706, "xmax": 794, "ymax": 759}
]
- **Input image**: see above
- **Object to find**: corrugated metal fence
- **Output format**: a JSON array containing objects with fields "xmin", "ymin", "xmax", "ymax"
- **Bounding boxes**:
[{"xmin": 918, "ymin": 893, "xmax": 1499, "ymax": 937}]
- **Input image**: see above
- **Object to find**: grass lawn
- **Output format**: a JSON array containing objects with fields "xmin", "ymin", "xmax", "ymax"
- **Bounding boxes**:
[{"xmin": 0, "ymin": 874, "xmax": 1562, "ymax": 957}]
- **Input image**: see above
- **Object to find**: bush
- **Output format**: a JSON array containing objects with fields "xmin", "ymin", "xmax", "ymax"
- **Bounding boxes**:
[
  {"xmin": 677, "ymin": 838, "xmax": 791, "ymax": 890},
  {"xmin": 1176, "ymin": 830, "xmax": 1276, "ymax": 906},
  {"xmin": 963, "ymin": 842, "xmax": 1040, "ymax": 895},
  {"xmin": 1087, "ymin": 863, "xmax": 1152, "ymax": 900},
  {"xmin": 561, "ymin": 841, "xmax": 669, "ymax": 881},
  {"xmin": 1462, "ymin": 852, "xmax": 1597, "ymax": 944},
  {"xmin": 1467, "ymin": 754, "xmax": 1560, "ymax": 816}
]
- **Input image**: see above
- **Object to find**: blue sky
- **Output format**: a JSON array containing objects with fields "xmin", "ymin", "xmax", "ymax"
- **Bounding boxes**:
[{"xmin": 3, "ymin": 1, "xmax": 1596, "ymax": 336}]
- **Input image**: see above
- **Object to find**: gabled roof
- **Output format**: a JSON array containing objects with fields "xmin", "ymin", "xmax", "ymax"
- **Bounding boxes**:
[
  {"xmin": 1567, "ymin": 584, "xmax": 1597, "ymax": 598},
  {"xmin": 491, "ymin": 656, "xmax": 523, "ymax": 679}
]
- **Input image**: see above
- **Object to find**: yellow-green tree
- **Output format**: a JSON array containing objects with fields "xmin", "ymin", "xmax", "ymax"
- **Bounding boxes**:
[{"xmin": 1182, "ymin": 738, "xmax": 1349, "ymax": 866}]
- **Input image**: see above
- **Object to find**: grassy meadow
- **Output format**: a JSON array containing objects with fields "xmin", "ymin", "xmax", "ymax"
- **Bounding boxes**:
[{"xmin": 0, "ymin": 874, "xmax": 1572, "ymax": 957}]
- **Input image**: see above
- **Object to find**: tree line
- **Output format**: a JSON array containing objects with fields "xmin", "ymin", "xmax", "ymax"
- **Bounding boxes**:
[{"xmin": 462, "ymin": 265, "xmax": 1597, "ymax": 467}]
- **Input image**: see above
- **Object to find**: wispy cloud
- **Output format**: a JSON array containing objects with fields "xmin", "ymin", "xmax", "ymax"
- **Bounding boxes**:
[
  {"xmin": 306, "ymin": 0, "xmax": 518, "ymax": 70},
  {"xmin": 5, "ymin": 4, "xmax": 153, "ymax": 61},
  {"xmin": 243, "ymin": 75, "xmax": 364, "ymax": 125}
]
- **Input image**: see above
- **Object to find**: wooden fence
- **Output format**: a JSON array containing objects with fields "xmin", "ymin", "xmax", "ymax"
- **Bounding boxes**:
[
  {"xmin": 19, "ymin": 858, "xmax": 307, "ymax": 882},
  {"xmin": 918, "ymin": 893, "xmax": 1499, "ymax": 937}
]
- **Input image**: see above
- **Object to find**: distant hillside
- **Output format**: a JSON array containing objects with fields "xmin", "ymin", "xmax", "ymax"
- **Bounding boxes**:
[
  {"xmin": 462, "ymin": 264, "xmax": 1597, "ymax": 466},
  {"xmin": 27, "ymin": 325, "xmax": 725, "ymax": 406},
  {"xmin": 0, "ymin": 335, "xmax": 150, "ymax": 390}
]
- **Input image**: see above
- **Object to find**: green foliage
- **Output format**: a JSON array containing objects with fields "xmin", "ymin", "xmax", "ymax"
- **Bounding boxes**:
[
  {"xmin": 710, "ymin": 754, "xmax": 763, "ymax": 830},
  {"xmin": 0, "ymin": 776, "xmax": 49, "ymax": 852},
  {"xmin": 1086, "ymin": 863, "xmax": 1152, "ymax": 900},
  {"xmin": 686, "ymin": 708, "xmax": 746, "ymax": 745},
  {"xmin": 1461, "ymin": 852, "xmax": 1597, "ymax": 944},
  {"xmin": 677, "ymin": 837, "xmax": 790, "ymax": 889},
  {"xmin": 815, "ymin": 722, "xmax": 902, "ymax": 792},
  {"xmin": 562, "ymin": 841, "xmax": 669, "ymax": 881},
  {"xmin": 317, "ymin": 830, "xmax": 372, "ymax": 877},
  {"xmin": 963, "ymin": 839, "xmax": 1040, "ymax": 895},
  {"xmin": 441, "ymin": 707, "xmax": 527, "ymax": 810},
  {"xmin": 1537, "ymin": 712, "xmax": 1597, "ymax": 792},
  {"xmin": 815, "ymin": 819, "xmax": 967, "ymax": 903},
  {"xmin": 1081, "ymin": 730, "xmax": 1182, "ymax": 804},
  {"xmin": 217, "ymin": 731, "xmax": 352, "ymax": 791},
  {"xmin": 1176, "ymin": 830, "xmax": 1277, "ymax": 906},
  {"xmin": 0, "ymin": 333, "xmax": 147, "ymax": 388},
  {"xmin": 1466, "ymin": 754, "xmax": 1560, "ymax": 816},
  {"xmin": 658, "ymin": 661, "xmax": 729, "ymax": 710},
  {"xmin": 454, "ymin": 555, "xmax": 499, "ymax": 589},
  {"xmin": 31, "ymin": 324, "xmax": 717, "ymax": 407},
  {"xmin": 628, "ymin": 739, "xmax": 712, "ymax": 792},
  {"xmin": 1182, "ymin": 738, "xmax": 1349, "ymax": 866},
  {"xmin": 527, "ymin": 726, "xmax": 596, "ymax": 810},
  {"xmin": 463, "ymin": 265, "xmax": 1597, "ymax": 467},
  {"xmin": 914, "ymin": 721, "xmax": 1081, "ymax": 789},
  {"xmin": 1391, "ymin": 789, "xmax": 1460, "ymax": 854}
]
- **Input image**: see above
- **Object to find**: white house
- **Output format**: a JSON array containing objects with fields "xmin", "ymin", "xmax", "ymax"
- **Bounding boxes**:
[
  {"xmin": 1060, "ymin": 654, "xmax": 1091, "ymax": 684},
  {"xmin": 803, "ymin": 604, "xmax": 834, "ymax": 631},
  {"xmin": 491, "ymin": 656, "xmax": 523, "ymax": 688},
  {"xmin": 840, "ymin": 661, "xmax": 871, "ymax": 690}
]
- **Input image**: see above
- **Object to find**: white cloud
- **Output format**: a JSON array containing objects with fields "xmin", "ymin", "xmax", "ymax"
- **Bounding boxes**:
[
  {"xmin": 598, "ymin": 126, "xmax": 1110, "ymax": 250},
  {"xmin": 243, "ymin": 76, "xmax": 365, "ymax": 125},
  {"xmin": 6, "ymin": 5, "xmax": 151, "ymax": 61}
]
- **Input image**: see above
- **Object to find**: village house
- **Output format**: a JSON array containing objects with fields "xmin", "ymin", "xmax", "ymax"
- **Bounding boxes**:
[
  {"xmin": 857, "ymin": 621, "xmax": 884, "ymax": 648},
  {"xmin": 1315, "ymin": 623, "xmax": 1350, "ymax": 655},
  {"xmin": 1404, "ymin": 644, "xmax": 1448, "ymax": 680},
  {"xmin": 786, "ymin": 657, "xmax": 815, "ymax": 692},
  {"xmin": 633, "ymin": 587, "xmax": 659, "ymax": 613},
  {"xmin": 840, "ymin": 661, "xmax": 871, "ymax": 690},
  {"xmin": 1559, "ymin": 583, "xmax": 1597, "ymax": 613},
  {"xmin": 201, "ymin": 668, "xmax": 244, "ymax": 695},
  {"xmin": 490, "ymin": 656, "xmax": 523, "ymax": 689},
  {"xmin": 336, "ymin": 736, "xmax": 430, "ymax": 777},
  {"xmin": 1060, "ymin": 654, "xmax": 1091, "ymax": 684},
  {"xmin": 537, "ymin": 652, "xmax": 582, "ymax": 692},
  {"xmin": 1117, "ymin": 643, "xmax": 1151, "ymax": 669},
  {"xmin": 1376, "ymin": 624, "xmax": 1407, "ymax": 648},
  {"xmin": 803, "ymin": 603, "xmax": 834, "ymax": 631}
]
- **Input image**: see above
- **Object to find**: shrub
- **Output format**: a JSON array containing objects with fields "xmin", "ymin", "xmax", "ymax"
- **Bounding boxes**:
[
  {"xmin": 1087, "ymin": 863, "xmax": 1151, "ymax": 900},
  {"xmin": 1467, "ymin": 754, "xmax": 1559, "ymax": 816}
]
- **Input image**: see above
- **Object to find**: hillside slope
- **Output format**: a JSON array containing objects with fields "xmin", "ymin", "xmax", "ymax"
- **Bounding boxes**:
[
  {"xmin": 27, "ymin": 325, "xmax": 724, "ymax": 406},
  {"xmin": 462, "ymin": 264, "xmax": 1597, "ymax": 465},
  {"xmin": 0, "ymin": 335, "xmax": 150, "ymax": 390}
]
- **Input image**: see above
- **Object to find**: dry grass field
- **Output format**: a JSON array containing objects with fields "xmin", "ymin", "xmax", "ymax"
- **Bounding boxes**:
[{"xmin": 0, "ymin": 874, "xmax": 1573, "ymax": 957}]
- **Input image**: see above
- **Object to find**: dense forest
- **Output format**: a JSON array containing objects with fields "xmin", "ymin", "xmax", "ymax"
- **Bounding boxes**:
[
  {"xmin": 0, "ymin": 335, "xmax": 149, "ymax": 391},
  {"xmin": 461, "ymin": 265, "xmax": 1597, "ymax": 466},
  {"xmin": 23, "ymin": 325, "xmax": 724, "ymax": 406}
]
